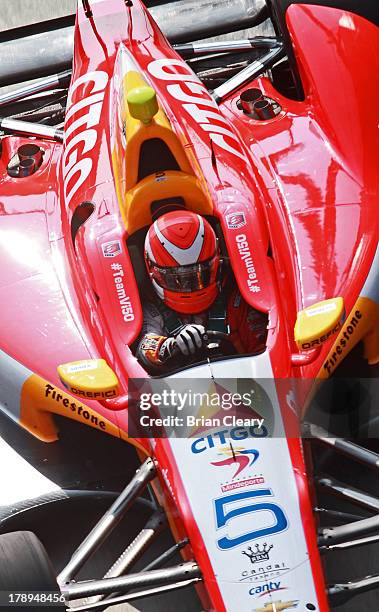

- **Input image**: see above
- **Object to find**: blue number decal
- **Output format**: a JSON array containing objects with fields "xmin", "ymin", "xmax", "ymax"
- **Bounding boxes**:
[{"xmin": 214, "ymin": 488, "xmax": 288, "ymax": 550}]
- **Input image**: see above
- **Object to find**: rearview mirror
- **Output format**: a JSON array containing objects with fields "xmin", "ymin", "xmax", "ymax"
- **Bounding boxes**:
[
  {"xmin": 294, "ymin": 297, "xmax": 345, "ymax": 351},
  {"xmin": 57, "ymin": 359, "xmax": 119, "ymax": 399}
]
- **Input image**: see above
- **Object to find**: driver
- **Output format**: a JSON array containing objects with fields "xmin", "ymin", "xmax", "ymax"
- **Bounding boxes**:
[{"xmin": 136, "ymin": 210, "xmax": 267, "ymax": 373}]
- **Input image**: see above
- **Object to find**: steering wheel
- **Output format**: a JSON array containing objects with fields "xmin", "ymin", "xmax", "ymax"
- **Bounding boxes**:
[{"xmin": 170, "ymin": 329, "xmax": 237, "ymax": 359}]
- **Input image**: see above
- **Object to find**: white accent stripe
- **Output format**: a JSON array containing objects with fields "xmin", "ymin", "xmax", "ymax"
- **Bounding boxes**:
[
  {"xmin": 361, "ymin": 242, "xmax": 379, "ymax": 304},
  {"xmin": 0, "ymin": 349, "xmax": 32, "ymax": 422},
  {"xmin": 166, "ymin": 353, "xmax": 319, "ymax": 610},
  {"xmin": 154, "ymin": 215, "xmax": 204, "ymax": 265},
  {"xmin": 152, "ymin": 278, "xmax": 164, "ymax": 299},
  {"xmin": 144, "ymin": 230, "xmax": 154, "ymax": 262}
]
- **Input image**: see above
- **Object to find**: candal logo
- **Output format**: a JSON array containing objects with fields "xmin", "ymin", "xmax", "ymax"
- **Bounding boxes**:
[
  {"xmin": 211, "ymin": 447, "xmax": 259, "ymax": 478},
  {"xmin": 249, "ymin": 580, "xmax": 287, "ymax": 597},
  {"xmin": 102, "ymin": 240, "xmax": 122, "ymax": 258},
  {"xmin": 240, "ymin": 558, "xmax": 289, "ymax": 583},
  {"xmin": 226, "ymin": 212, "xmax": 246, "ymax": 230},
  {"xmin": 243, "ymin": 543, "xmax": 273, "ymax": 564}
]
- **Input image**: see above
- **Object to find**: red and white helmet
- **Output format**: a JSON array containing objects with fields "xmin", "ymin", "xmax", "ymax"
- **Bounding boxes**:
[{"xmin": 144, "ymin": 211, "xmax": 220, "ymax": 314}]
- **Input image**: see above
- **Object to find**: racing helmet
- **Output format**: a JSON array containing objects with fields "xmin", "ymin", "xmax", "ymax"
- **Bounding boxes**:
[{"xmin": 144, "ymin": 211, "xmax": 220, "ymax": 314}]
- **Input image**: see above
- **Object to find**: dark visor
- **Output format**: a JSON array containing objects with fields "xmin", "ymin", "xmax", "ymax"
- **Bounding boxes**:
[{"xmin": 149, "ymin": 254, "xmax": 219, "ymax": 292}]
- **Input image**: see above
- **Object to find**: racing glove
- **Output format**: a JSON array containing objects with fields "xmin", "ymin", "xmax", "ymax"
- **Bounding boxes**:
[
  {"xmin": 138, "ymin": 334, "xmax": 173, "ymax": 368},
  {"xmin": 173, "ymin": 324, "xmax": 206, "ymax": 356},
  {"xmin": 137, "ymin": 325, "xmax": 206, "ymax": 371}
]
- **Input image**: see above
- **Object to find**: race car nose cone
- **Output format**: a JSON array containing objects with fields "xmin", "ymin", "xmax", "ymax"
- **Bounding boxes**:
[{"xmin": 127, "ymin": 86, "xmax": 159, "ymax": 124}]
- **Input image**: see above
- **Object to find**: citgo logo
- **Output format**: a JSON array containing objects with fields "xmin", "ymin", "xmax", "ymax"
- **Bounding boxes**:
[
  {"xmin": 63, "ymin": 71, "xmax": 109, "ymax": 206},
  {"xmin": 147, "ymin": 58, "xmax": 246, "ymax": 161},
  {"xmin": 191, "ymin": 426, "xmax": 268, "ymax": 454}
]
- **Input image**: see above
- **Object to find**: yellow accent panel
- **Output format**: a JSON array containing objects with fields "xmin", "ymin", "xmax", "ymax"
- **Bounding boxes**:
[
  {"xmin": 20, "ymin": 375, "xmax": 121, "ymax": 443},
  {"xmin": 123, "ymin": 72, "xmax": 172, "ymax": 140},
  {"xmin": 319, "ymin": 296, "xmax": 379, "ymax": 378},
  {"xmin": 57, "ymin": 359, "xmax": 119, "ymax": 399},
  {"xmin": 124, "ymin": 171, "xmax": 213, "ymax": 234},
  {"xmin": 125, "ymin": 70, "xmax": 150, "ymax": 93},
  {"xmin": 19, "ymin": 374, "xmax": 148, "ymax": 453},
  {"xmin": 294, "ymin": 297, "xmax": 344, "ymax": 350},
  {"xmin": 121, "ymin": 71, "xmax": 193, "ymax": 191},
  {"xmin": 127, "ymin": 86, "xmax": 159, "ymax": 124},
  {"xmin": 125, "ymin": 97, "xmax": 171, "ymax": 141},
  {"xmin": 20, "ymin": 381, "xmax": 58, "ymax": 443},
  {"xmin": 111, "ymin": 68, "xmax": 213, "ymax": 232},
  {"xmin": 124, "ymin": 122, "xmax": 193, "ymax": 192}
]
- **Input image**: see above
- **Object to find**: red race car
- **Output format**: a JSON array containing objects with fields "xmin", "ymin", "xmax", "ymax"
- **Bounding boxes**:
[{"xmin": 0, "ymin": 0, "xmax": 378, "ymax": 611}]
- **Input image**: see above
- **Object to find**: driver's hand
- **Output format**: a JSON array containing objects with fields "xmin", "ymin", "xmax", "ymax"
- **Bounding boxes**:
[{"xmin": 174, "ymin": 324, "xmax": 206, "ymax": 356}]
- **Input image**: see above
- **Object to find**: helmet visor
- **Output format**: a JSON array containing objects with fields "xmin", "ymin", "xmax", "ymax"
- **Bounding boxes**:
[{"xmin": 149, "ymin": 254, "xmax": 219, "ymax": 293}]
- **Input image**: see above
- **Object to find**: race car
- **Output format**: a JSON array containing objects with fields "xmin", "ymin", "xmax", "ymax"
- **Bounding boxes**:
[{"xmin": 0, "ymin": 0, "xmax": 378, "ymax": 610}]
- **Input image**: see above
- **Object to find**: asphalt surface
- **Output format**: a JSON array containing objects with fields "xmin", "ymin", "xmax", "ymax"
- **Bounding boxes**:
[{"xmin": 0, "ymin": 1, "xmax": 76, "ymax": 31}]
